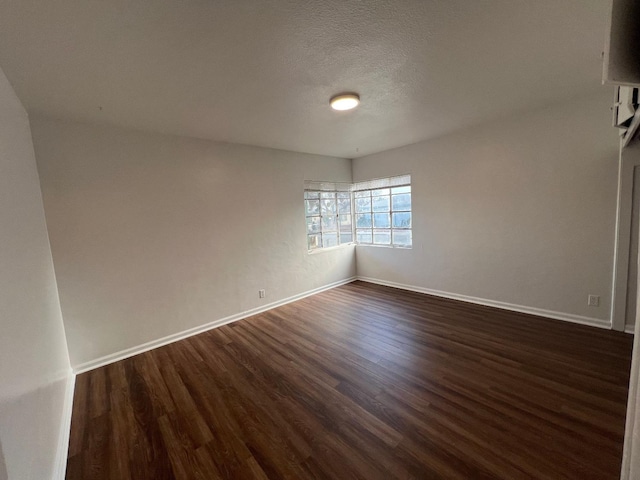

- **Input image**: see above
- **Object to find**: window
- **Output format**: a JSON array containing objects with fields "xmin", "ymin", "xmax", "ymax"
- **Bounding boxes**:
[
  {"xmin": 304, "ymin": 175, "xmax": 411, "ymax": 251},
  {"xmin": 354, "ymin": 184, "xmax": 412, "ymax": 248},
  {"xmin": 304, "ymin": 187, "xmax": 353, "ymax": 251}
]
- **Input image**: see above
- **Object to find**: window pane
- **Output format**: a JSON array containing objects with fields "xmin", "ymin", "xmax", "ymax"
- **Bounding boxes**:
[
  {"xmin": 306, "ymin": 181, "xmax": 411, "ymax": 251},
  {"xmin": 306, "ymin": 216, "xmax": 321, "ymax": 234},
  {"xmin": 356, "ymin": 229, "xmax": 372, "ymax": 244},
  {"xmin": 392, "ymin": 230, "xmax": 412, "ymax": 247},
  {"xmin": 321, "ymin": 199, "xmax": 337, "ymax": 215},
  {"xmin": 391, "ymin": 186, "xmax": 411, "ymax": 195},
  {"xmin": 339, "ymin": 214, "xmax": 352, "ymax": 228},
  {"xmin": 340, "ymin": 232, "xmax": 353, "ymax": 244},
  {"xmin": 372, "ymin": 195, "xmax": 390, "ymax": 212},
  {"xmin": 321, "ymin": 215, "xmax": 337, "ymax": 231},
  {"xmin": 308, "ymin": 234, "xmax": 322, "ymax": 249},
  {"xmin": 392, "ymin": 193, "xmax": 411, "ymax": 211},
  {"xmin": 373, "ymin": 229, "xmax": 391, "ymax": 245},
  {"xmin": 338, "ymin": 196, "xmax": 351, "ymax": 214},
  {"xmin": 373, "ymin": 213, "xmax": 390, "ymax": 228},
  {"xmin": 355, "ymin": 196, "xmax": 371, "ymax": 213},
  {"xmin": 392, "ymin": 212, "xmax": 411, "ymax": 228},
  {"xmin": 356, "ymin": 213, "xmax": 372, "ymax": 228},
  {"xmin": 323, "ymin": 232, "xmax": 338, "ymax": 247},
  {"xmin": 305, "ymin": 199, "xmax": 320, "ymax": 215}
]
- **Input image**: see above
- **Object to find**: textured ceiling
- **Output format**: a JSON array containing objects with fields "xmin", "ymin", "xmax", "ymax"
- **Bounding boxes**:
[{"xmin": 0, "ymin": 0, "xmax": 611, "ymax": 158}]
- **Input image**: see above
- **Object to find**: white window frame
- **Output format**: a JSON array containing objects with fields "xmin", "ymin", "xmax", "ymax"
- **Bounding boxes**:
[
  {"xmin": 304, "ymin": 175, "xmax": 411, "ymax": 252},
  {"xmin": 353, "ymin": 183, "xmax": 412, "ymax": 248},
  {"xmin": 304, "ymin": 182, "xmax": 353, "ymax": 251}
]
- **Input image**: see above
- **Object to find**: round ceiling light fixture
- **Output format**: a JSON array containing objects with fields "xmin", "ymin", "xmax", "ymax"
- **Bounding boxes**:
[{"xmin": 330, "ymin": 93, "xmax": 360, "ymax": 111}]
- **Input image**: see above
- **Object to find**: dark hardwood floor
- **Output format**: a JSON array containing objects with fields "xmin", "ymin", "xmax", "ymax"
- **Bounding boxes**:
[{"xmin": 66, "ymin": 281, "xmax": 634, "ymax": 479}]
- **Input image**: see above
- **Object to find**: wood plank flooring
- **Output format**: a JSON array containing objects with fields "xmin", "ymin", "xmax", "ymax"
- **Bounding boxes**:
[{"xmin": 66, "ymin": 281, "xmax": 634, "ymax": 479}]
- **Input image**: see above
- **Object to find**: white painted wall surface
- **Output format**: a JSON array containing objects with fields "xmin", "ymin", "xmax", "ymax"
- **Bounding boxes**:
[
  {"xmin": 30, "ymin": 117, "xmax": 355, "ymax": 369},
  {"xmin": 353, "ymin": 92, "xmax": 619, "ymax": 323},
  {"xmin": 0, "ymin": 67, "xmax": 71, "ymax": 479}
]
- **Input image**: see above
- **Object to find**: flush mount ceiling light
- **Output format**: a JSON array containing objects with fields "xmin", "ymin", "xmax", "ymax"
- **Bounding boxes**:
[{"xmin": 330, "ymin": 93, "xmax": 360, "ymax": 111}]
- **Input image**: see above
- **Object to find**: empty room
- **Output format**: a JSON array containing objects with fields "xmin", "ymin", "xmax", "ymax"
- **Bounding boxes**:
[{"xmin": 2, "ymin": 0, "xmax": 640, "ymax": 479}]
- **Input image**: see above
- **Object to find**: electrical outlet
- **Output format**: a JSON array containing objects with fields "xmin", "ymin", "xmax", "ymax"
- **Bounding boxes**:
[
  {"xmin": 259, "ymin": 289, "xmax": 266, "ymax": 299},
  {"xmin": 588, "ymin": 295, "xmax": 600, "ymax": 307}
]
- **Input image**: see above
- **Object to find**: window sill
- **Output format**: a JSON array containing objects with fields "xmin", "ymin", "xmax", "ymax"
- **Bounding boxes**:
[
  {"xmin": 308, "ymin": 243, "xmax": 412, "ymax": 254},
  {"xmin": 355, "ymin": 244, "xmax": 413, "ymax": 250},
  {"xmin": 307, "ymin": 243, "xmax": 355, "ymax": 255}
]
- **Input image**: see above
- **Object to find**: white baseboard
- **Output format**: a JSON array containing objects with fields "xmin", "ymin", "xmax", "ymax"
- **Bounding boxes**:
[
  {"xmin": 74, "ymin": 276, "xmax": 357, "ymax": 374},
  {"xmin": 53, "ymin": 370, "xmax": 76, "ymax": 479},
  {"xmin": 625, "ymin": 324, "xmax": 636, "ymax": 334},
  {"xmin": 357, "ymin": 276, "xmax": 612, "ymax": 330}
]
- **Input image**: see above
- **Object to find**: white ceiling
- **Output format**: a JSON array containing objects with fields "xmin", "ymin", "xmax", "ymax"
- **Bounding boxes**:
[{"xmin": 0, "ymin": 0, "xmax": 612, "ymax": 158}]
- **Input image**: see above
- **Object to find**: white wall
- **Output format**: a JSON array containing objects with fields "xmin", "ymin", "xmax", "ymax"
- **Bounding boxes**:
[
  {"xmin": 353, "ymin": 91, "xmax": 620, "ymax": 324},
  {"xmin": 0, "ymin": 68, "xmax": 71, "ymax": 478},
  {"xmin": 30, "ymin": 117, "xmax": 355, "ymax": 369}
]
